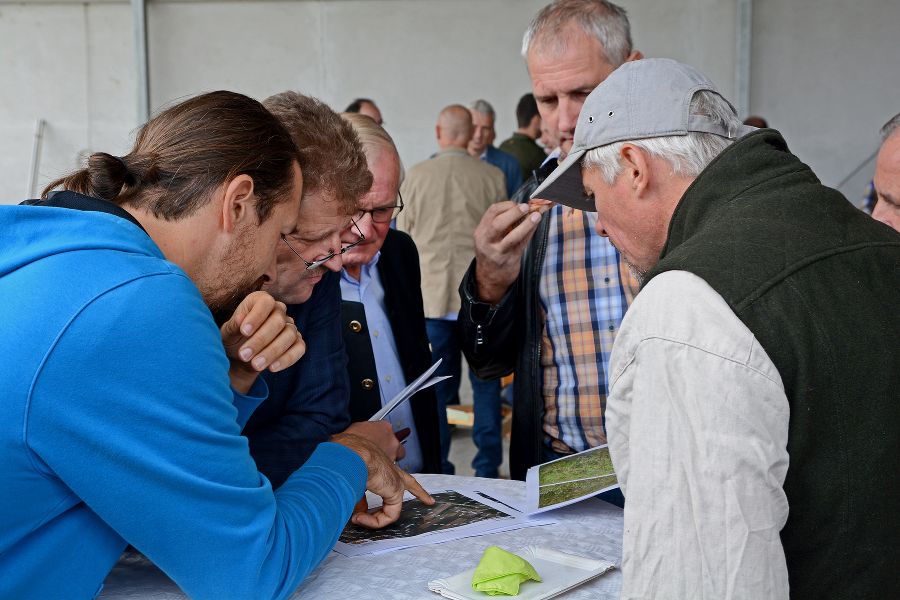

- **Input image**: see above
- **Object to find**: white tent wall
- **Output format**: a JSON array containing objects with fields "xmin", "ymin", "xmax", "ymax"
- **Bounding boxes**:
[{"xmin": 1, "ymin": 0, "xmax": 898, "ymax": 204}]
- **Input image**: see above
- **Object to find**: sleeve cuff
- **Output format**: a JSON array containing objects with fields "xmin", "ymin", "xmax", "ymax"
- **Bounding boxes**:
[
  {"xmin": 232, "ymin": 376, "xmax": 268, "ymax": 429},
  {"xmin": 304, "ymin": 442, "xmax": 368, "ymax": 497},
  {"xmin": 460, "ymin": 260, "xmax": 512, "ymax": 324}
]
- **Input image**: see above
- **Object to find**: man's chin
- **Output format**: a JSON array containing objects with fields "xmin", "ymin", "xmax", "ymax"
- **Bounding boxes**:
[
  {"xmin": 623, "ymin": 260, "xmax": 647, "ymax": 287},
  {"xmin": 208, "ymin": 276, "xmax": 266, "ymax": 325},
  {"xmin": 607, "ymin": 240, "xmax": 648, "ymax": 286}
]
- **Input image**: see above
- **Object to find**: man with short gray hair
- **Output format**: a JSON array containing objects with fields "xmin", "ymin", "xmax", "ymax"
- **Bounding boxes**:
[
  {"xmin": 468, "ymin": 99, "xmax": 523, "ymax": 198},
  {"xmin": 872, "ymin": 111, "xmax": 900, "ymax": 231},
  {"xmin": 459, "ymin": 0, "xmax": 642, "ymax": 487},
  {"xmin": 533, "ymin": 58, "xmax": 900, "ymax": 599}
]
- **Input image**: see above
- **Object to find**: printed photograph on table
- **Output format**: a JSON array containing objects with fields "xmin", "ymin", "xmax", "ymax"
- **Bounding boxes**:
[
  {"xmin": 525, "ymin": 445, "xmax": 619, "ymax": 514},
  {"xmin": 339, "ymin": 490, "xmax": 510, "ymax": 545}
]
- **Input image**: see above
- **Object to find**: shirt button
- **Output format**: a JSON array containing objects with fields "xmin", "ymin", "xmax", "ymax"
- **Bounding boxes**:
[
  {"xmin": 608, "ymin": 325, "xmax": 615, "ymax": 331},
  {"xmin": 604, "ymin": 277, "xmax": 610, "ymax": 283},
  {"xmin": 385, "ymin": 375, "xmax": 392, "ymax": 382},
  {"xmin": 361, "ymin": 378, "xmax": 375, "ymax": 390},
  {"xmin": 349, "ymin": 320, "xmax": 362, "ymax": 333},
  {"xmin": 373, "ymin": 329, "xmax": 379, "ymax": 338}
]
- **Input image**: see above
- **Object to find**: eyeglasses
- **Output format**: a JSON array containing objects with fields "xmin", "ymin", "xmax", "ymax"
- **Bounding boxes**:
[
  {"xmin": 355, "ymin": 192, "xmax": 404, "ymax": 224},
  {"xmin": 281, "ymin": 218, "xmax": 365, "ymax": 271}
]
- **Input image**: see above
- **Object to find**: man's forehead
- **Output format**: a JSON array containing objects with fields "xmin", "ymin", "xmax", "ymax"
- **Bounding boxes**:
[
  {"xmin": 876, "ymin": 135, "xmax": 900, "ymax": 171},
  {"xmin": 292, "ymin": 191, "xmax": 353, "ymax": 231},
  {"xmin": 471, "ymin": 110, "xmax": 494, "ymax": 126},
  {"xmin": 875, "ymin": 137, "xmax": 900, "ymax": 188},
  {"xmin": 528, "ymin": 29, "xmax": 611, "ymax": 89}
]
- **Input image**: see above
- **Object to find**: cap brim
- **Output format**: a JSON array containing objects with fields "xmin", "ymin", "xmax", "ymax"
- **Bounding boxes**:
[{"xmin": 530, "ymin": 148, "xmax": 594, "ymax": 212}]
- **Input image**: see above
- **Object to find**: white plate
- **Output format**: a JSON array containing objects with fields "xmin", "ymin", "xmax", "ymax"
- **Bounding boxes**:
[{"xmin": 427, "ymin": 546, "xmax": 616, "ymax": 600}]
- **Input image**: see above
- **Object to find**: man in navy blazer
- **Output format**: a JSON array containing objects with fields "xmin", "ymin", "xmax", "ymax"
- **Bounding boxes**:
[{"xmin": 243, "ymin": 92, "xmax": 404, "ymax": 487}]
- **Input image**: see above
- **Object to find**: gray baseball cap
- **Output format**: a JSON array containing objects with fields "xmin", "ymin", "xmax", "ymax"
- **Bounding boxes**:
[{"xmin": 531, "ymin": 58, "xmax": 755, "ymax": 211}]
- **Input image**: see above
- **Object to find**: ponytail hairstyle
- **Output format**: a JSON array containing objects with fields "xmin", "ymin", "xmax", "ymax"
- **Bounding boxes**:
[{"xmin": 43, "ymin": 90, "xmax": 299, "ymax": 223}]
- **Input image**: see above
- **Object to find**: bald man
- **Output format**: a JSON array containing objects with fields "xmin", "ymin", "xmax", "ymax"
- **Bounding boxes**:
[{"xmin": 397, "ymin": 105, "xmax": 506, "ymax": 476}]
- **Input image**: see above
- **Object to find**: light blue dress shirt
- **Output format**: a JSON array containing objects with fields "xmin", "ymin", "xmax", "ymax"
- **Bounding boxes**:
[{"xmin": 340, "ymin": 252, "xmax": 424, "ymax": 473}]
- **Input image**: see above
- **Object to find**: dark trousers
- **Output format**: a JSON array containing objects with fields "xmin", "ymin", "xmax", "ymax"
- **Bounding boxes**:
[{"xmin": 426, "ymin": 318, "xmax": 503, "ymax": 477}]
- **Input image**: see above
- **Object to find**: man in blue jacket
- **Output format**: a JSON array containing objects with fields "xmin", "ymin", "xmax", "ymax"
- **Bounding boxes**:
[
  {"xmin": 0, "ymin": 90, "xmax": 430, "ymax": 600},
  {"xmin": 468, "ymin": 99, "xmax": 524, "ymax": 198}
]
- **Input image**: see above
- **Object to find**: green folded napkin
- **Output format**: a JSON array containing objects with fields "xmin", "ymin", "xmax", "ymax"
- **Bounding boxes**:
[{"xmin": 471, "ymin": 546, "xmax": 542, "ymax": 596}]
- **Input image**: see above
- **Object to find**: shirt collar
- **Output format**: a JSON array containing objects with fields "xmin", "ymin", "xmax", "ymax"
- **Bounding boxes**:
[{"xmin": 341, "ymin": 250, "xmax": 382, "ymax": 285}]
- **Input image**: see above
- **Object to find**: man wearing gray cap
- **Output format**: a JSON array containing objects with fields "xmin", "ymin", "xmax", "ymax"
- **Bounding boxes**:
[{"xmin": 534, "ymin": 58, "xmax": 900, "ymax": 598}]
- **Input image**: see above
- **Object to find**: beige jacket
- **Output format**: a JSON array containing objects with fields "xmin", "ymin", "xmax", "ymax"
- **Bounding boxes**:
[{"xmin": 398, "ymin": 148, "xmax": 506, "ymax": 318}]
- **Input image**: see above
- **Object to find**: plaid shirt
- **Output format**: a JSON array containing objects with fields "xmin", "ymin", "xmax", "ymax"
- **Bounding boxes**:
[{"xmin": 539, "ymin": 205, "xmax": 639, "ymax": 453}]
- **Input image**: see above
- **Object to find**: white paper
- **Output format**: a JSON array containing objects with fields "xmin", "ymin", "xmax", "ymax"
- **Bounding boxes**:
[
  {"xmin": 369, "ymin": 358, "xmax": 451, "ymax": 421},
  {"xmin": 525, "ymin": 445, "xmax": 619, "ymax": 515},
  {"xmin": 428, "ymin": 546, "xmax": 616, "ymax": 600},
  {"xmin": 333, "ymin": 488, "xmax": 554, "ymax": 557}
]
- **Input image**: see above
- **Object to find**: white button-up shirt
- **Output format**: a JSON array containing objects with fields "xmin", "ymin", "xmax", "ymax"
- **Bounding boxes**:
[
  {"xmin": 340, "ymin": 252, "xmax": 424, "ymax": 473},
  {"xmin": 607, "ymin": 270, "xmax": 790, "ymax": 600}
]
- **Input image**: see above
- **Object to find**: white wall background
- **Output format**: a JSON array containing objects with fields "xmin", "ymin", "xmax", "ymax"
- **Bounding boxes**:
[{"xmin": 1, "ymin": 0, "xmax": 898, "ymax": 205}]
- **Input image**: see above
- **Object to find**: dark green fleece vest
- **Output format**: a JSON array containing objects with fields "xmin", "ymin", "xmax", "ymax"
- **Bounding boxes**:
[{"xmin": 646, "ymin": 130, "xmax": 900, "ymax": 599}]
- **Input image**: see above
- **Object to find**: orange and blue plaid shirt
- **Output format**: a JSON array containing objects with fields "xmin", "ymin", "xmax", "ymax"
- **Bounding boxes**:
[{"xmin": 539, "ymin": 205, "xmax": 639, "ymax": 453}]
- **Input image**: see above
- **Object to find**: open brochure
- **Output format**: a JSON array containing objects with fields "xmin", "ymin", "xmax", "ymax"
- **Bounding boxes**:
[
  {"xmin": 333, "ymin": 488, "xmax": 554, "ymax": 557},
  {"xmin": 525, "ymin": 445, "xmax": 619, "ymax": 515},
  {"xmin": 369, "ymin": 358, "xmax": 451, "ymax": 422}
]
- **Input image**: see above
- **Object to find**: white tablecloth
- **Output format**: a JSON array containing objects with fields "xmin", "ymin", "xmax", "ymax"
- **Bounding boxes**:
[{"xmin": 100, "ymin": 474, "xmax": 623, "ymax": 599}]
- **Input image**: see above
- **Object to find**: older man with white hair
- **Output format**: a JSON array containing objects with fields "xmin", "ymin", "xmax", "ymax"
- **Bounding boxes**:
[
  {"xmin": 533, "ymin": 58, "xmax": 900, "ymax": 599},
  {"xmin": 338, "ymin": 112, "xmax": 442, "ymax": 475}
]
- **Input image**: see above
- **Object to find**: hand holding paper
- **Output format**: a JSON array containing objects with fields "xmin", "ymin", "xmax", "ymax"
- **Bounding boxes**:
[{"xmin": 369, "ymin": 358, "xmax": 451, "ymax": 422}]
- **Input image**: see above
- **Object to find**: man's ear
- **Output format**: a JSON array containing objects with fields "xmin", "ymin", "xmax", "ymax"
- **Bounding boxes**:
[
  {"xmin": 625, "ymin": 50, "xmax": 644, "ymax": 62},
  {"xmin": 619, "ymin": 144, "xmax": 651, "ymax": 196},
  {"xmin": 221, "ymin": 174, "xmax": 256, "ymax": 234}
]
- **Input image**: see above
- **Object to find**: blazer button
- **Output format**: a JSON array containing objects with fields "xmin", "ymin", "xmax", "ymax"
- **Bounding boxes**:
[
  {"xmin": 349, "ymin": 320, "xmax": 363, "ymax": 333},
  {"xmin": 361, "ymin": 378, "xmax": 375, "ymax": 390}
]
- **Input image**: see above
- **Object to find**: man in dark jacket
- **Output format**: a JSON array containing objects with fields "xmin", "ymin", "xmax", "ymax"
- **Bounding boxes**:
[
  {"xmin": 459, "ymin": 0, "xmax": 642, "ymax": 485},
  {"xmin": 533, "ymin": 57, "xmax": 900, "ymax": 600},
  {"xmin": 499, "ymin": 93, "xmax": 547, "ymax": 178},
  {"xmin": 338, "ymin": 112, "xmax": 442, "ymax": 474}
]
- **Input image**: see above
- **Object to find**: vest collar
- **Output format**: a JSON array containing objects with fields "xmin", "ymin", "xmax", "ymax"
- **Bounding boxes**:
[{"xmin": 658, "ymin": 129, "xmax": 806, "ymax": 261}]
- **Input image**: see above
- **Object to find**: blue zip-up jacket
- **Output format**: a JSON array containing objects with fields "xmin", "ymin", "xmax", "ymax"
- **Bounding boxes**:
[{"xmin": 0, "ymin": 194, "xmax": 367, "ymax": 599}]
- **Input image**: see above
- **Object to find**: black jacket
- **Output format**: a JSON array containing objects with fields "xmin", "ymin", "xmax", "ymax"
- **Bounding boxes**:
[
  {"xmin": 648, "ymin": 130, "xmax": 900, "ymax": 598},
  {"xmin": 341, "ymin": 229, "xmax": 442, "ymax": 474},
  {"xmin": 458, "ymin": 160, "xmax": 557, "ymax": 480}
]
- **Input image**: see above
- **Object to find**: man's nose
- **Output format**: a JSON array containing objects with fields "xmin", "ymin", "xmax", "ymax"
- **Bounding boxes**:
[
  {"xmin": 354, "ymin": 212, "xmax": 375, "ymax": 239},
  {"xmin": 557, "ymin": 97, "xmax": 583, "ymax": 137},
  {"xmin": 322, "ymin": 253, "xmax": 343, "ymax": 272}
]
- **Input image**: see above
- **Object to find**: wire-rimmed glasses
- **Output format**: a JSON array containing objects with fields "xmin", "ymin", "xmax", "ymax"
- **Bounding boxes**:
[{"xmin": 281, "ymin": 218, "xmax": 365, "ymax": 270}]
